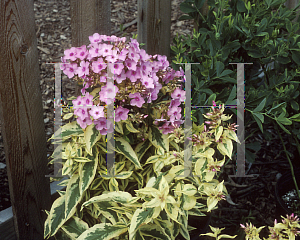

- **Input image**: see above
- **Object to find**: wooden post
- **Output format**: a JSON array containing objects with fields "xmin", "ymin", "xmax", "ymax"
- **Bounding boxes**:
[
  {"xmin": 0, "ymin": 1, "xmax": 51, "ymax": 239},
  {"xmin": 70, "ymin": 0, "xmax": 111, "ymax": 96},
  {"xmin": 285, "ymin": 0, "xmax": 300, "ymax": 23},
  {"xmin": 137, "ymin": 0, "xmax": 171, "ymax": 59}
]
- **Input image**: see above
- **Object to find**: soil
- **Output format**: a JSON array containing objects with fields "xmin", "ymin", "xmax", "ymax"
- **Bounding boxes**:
[{"xmin": 0, "ymin": 0, "xmax": 298, "ymax": 238}]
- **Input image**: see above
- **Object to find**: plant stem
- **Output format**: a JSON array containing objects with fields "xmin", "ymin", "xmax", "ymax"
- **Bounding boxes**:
[{"xmin": 275, "ymin": 122, "xmax": 300, "ymax": 201}]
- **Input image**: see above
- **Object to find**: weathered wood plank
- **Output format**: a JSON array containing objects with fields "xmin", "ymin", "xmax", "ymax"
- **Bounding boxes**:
[
  {"xmin": 137, "ymin": 0, "xmax": 171, "ymax": 59},
  {"xmin": 0, "ymin": 179, "xmax": 68, "ymax": 240},
  {"xmin": 70, "ymin": 0, "xmax": 111, "ymax": 95},
  {"xmin": 0, "ymin": 0, "xmax": 51, "ymax": 239}
]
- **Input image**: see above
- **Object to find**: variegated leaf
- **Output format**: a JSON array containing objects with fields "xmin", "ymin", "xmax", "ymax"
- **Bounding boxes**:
[
  {"xmin": 115, "ymin": 171, "xmax": 133, "ymax": 179},
  {"xmin": 126, "ymin": 121, "xmax": 140, "ymax": 133},
  {"xmin": 46, "ymin": 195, "xmax": 67, "ymax": 237},
  {"xmin": 215, "ymin": 126, "xmax": 223, "ymax": 142},
  {"xmin": 84, "ymin": 123, "xmax": 101, "ymax": 156},
  {"xmin": 115, "ymin": 121, "xmax": 124, "ymax": 134},
  {"xmin": 135, "ymin": 139, "xmax": 151, "ymax": 161},
  {"xmin": 61, "ymin": 121, "xmax": 84, "ymax": 139},
  {"xmin": 217, "ymin": 138, "xmax": 233, "ymax": 159},
  {"xmin": 77, "ymin": 223, "xmax": 128, "ymax": 240},
  {"xmin": 65, "ymin": 174, "xmax": 82, "ymax": 220},
  {"xmin": 61, "ymin": 216, "xmax": 89, "ymax": 240},
  {"xmin": 129, "ymin": 208, "xmax": 156, "ymax": 240},
  {"xmin": 139, "ymin": 223, "xmax": 172, "ymax": 240},
  {"xmin": 149, "ymin": 126, "xmax": 169, "ymax": 152},
  {"xmin": 81, "ymin": 191, "xmax": 133, "ymax": 210},
  {"xmin": 115, "ymin": 137, "xmax": 142, "ymax": 169},
  {"xmin": 79, "ymin": 149, "xmax": 98, "ymax": 195}
]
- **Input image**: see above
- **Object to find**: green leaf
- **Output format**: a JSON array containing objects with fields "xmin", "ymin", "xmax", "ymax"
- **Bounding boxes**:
[
  {"xmin": 255, "ymin": 32, "xmax": 268, "ymax": 37},
  {"xmin": 292, "ymin": 51, "xmax": 300, "ymax": 65},
  {"xmin": 248, "ymin": 50, "xmax": 264, "ymax": 58},
  {"xmin": 252, "ymin": 112, "xmax": 264, "ymax": 133},
  {"xmin": 178, "ymin": 15, "xmax": 193, "ymax": 20},
  {"xmin": 267, "ymin": 102, "xmax": 286, "ymax": 114},
  {"xmin": 216, "ymin": 61, "xmax": 225, "ymax": 77},
  {"xmin": 253, "ymin": 98, "xmax": 266, "ymax": 112},
  {"xmin": 252, "ymin": 112, "xmax": 264, "ymax": 123},
  {"xmin": 276, "ymin": 121, "xmax": 291, "ymax": 134},
  {"xmin": 225, "ymin": 85, "xmax": 237, "ymax": 105},
  {"xmin": 77, "ymin": 223, "xmax": 128, "ymax": 240},
  {"xmin": 180, "ymin": 2, "xmax": 196, "ymax": 13},
  {"xmin": 290, "ymin": 113, "xmax": 300, "ymax": 122},
  {"xmin": 291, "ymin": 100, "xmax": 299, "ymax": 111},
  {"xmin": 245, "ymin": 142, "xmax": 261, "ymax": 152},
  {"xmin": 237, "ymin": 0, "xmax": 247, "ymax": 12},
  {"xmin": 115, "ymin": 137, "xmax": 142, "ymax": 169},
  {"xmin": 207, "ymin": 93, "xmax": 216, "ymax": 106}
]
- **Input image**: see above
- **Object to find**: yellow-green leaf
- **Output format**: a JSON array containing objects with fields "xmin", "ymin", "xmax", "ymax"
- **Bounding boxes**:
[
  {"xmin": 126, "ymin": 121, "xmax": 140, "ymax": 133},
  {"xmin": 61, "ymin": 216, "xmax": 89, "ymax": 240},
  {"xmin": 115, "ymin": 137, "xmax": 142, "ymax": 169},
  {"xmin": 77, "ymin": 223, "xmax": 128, "ymax": 240},
  {"xmin": 84, "ymin": 123, "xmax": 101, "ymax": 156}
]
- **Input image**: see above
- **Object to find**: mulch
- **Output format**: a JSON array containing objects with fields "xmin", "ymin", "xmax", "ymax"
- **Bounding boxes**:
[{"xmin": 0, "ymin": 0, "xmax": 297, "ymax": 238}]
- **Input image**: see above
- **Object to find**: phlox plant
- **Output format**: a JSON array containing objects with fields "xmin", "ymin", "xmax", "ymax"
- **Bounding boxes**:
[{"xmin": 44, "ymin": 34, "xmax": 239, "ymax": 240}]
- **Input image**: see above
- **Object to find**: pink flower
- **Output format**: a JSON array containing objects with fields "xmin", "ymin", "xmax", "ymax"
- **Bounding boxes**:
[
  {"xmin": 115, "ymin": 106, "xmax": 129, "ymax": 122},
  {"xmin": 89, "ymin": 43, "xmax": 101, "ymax": 58},
  {"xmin": 64, "ymin": 63, "xmax": 78, "ymax": 78},
  {"xmin": 92, "ymin": 58, "xmax": 107, "ymax": 73},
  {"xmin": 125, "ymin": 59, "xmax": 137, "ymax": 71},
  {"xmin": 64, "ymin": 47, "xmax": 78, "ymax": 61},
  {"xmin": 75, "ymin": 107, "xmax": 90, "ymax": 120},
  {"xmin": 116, "ymin": 70, "xmax": 127, "ymax": 84},
  {"xmin": 139, "ymin": 49, "xmax": 151, "ymax": 61},
  {"xmin": 170, "ymin": 99, "xmax": 181, "ymax": 107},
  {"xmin": 99, "ymin": 82, "xmax": 119, "ymax": 104},
  {"xmin": 128, "ymin": 47, "xmax": 140, "ymax": 62},
  {"xmin": 81, "ymin": 93, "xmax": 94, "ymax": 106},
  {"xmin": 77, "ymin": 116, "xmax": 93, "ymax": 129},
  {"xmin": 108, "ymin": 62, "xmax": 124, "ymax": 75},
  {"xmin": 126, "ymin": 70, "xmax": 140, "ymax": 82},
  {"xmin": 89, "ymin": 33, "xmax": 102, "ymax": 44},
  {"xmin": 129, "ymin": 92, "xmax": 145, "ymax": 108},
  {"xmin": 72, "ymin": 96, "xmax": 83, "ymax": 107},
  {"xmin": 76, "ymin": 61, "xmax": 89, "ymax": 77},
  {"xmin": 141, "ymin": 76, "xmax": 154, "ymax": 89},
  {"xmin": 167, "ymin": 106, "xmax": 182, "ymax": 121},
  {"xmin": 159, "ymin": 122, "xmax": 175, "ymax": 134},
  {"xmin": 77, "ymin": 45, "xmax": 88, "ymax": 60},
  {"xmin": 171, "ymin": 88, "xmax": 186, "ymax": 102},
  {"xmin": 100, "ymin": 44, "xmax": 113, "ymax": 57},
  {"xmin": 89, "ymin": 106, "xmax": 105, "ymax": 120},
  {"xmin": 105, "ymin": 49, "xmax": 118, "ymax": 63},
  {"xmin": 118, "ymin": 48, "xmax": 129, "ymax": 61}
]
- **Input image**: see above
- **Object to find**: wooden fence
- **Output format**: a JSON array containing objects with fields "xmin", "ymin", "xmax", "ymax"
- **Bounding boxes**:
[{"xmin": 0, "ymin": 0, "xmax": 299, "ymax": 239}]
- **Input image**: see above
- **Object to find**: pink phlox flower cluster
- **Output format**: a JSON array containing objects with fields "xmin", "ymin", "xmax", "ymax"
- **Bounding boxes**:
[{"xmin": 62, "ymin": 34, "xmax": 185, "ymax": 135}]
